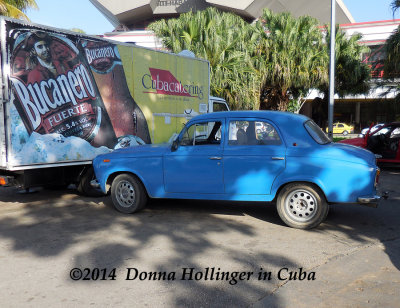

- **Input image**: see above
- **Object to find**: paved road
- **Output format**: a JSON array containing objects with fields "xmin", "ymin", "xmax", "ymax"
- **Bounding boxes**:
[{"xmin": 0, "ymin": 168, "xmax": 399, "ymax": 307}]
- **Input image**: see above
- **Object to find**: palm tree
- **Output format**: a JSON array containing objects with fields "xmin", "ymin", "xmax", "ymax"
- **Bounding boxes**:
[
  {"xmin": 149, "ymin": 7, "xmax": 262, "ymax": 110},
  {"xmin": 384, "ymin": 1, "xmax": 400, "ymax": 79},
  {"xmin": 257, "ymin": 9, "xmax": 328, "ymax": 111},
  {"xmin": 319, "ymin": 25, "xmax": 370, "ymax": 97},
  {"xmin": 0, "ymin": 0, "xmax": 37, "ymax": 21},
  {"xmin": 312, "ymin": 25, "xmax": 370, "ymax": 128},
  {"xmin": 391, "ymin": 0, "xmax": 400, "ymax": 13},
  {"xmin": 384, "ymin": 27, "xmax": 400, "ymax": 79}
]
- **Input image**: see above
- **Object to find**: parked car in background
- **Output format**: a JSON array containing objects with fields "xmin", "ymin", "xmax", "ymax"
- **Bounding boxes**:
[
  {"xmin": 359, "ymin": 123, "xmax": 386, "ymax": 137},
  {"xmin": 92, "ymin": 111, "xmax": 380, "ymax": 229},
  {"xmin": 326, "ymin": 122, "xmax": 354, "ymax": 135},
  {"xmin": 255, "ymin": 122, "xmax": 265, "ymax": 134},
  {"xmin": 340, "ymin": 122, "xmax": 400, "ymax": 165}
]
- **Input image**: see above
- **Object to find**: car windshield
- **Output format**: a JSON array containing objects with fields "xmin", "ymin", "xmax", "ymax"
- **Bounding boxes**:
[{"xmin": 304, "ymin": 120, "xmax": 331, "ymax": 145}]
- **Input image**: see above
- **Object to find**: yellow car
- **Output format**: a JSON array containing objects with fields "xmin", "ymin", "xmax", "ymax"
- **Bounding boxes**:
[{"xmin": 326, "ymin": 122, "xmax": 354, "ymax": 135}]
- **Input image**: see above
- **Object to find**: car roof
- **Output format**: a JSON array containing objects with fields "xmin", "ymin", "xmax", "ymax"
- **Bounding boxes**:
[{"xmin": 192, "ymin": 110, "xmax": 310, "ymax": 124}]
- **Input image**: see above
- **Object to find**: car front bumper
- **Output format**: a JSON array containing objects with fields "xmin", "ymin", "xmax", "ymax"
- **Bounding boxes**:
[{"xmin": 90, "ymin": 179, "xmax": 100, "ymax": 188}]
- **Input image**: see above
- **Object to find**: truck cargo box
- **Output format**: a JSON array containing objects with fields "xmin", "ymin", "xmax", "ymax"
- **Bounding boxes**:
[{"xmin": 0, "ymin": 17, "xmax": 228, "ymax": 192}]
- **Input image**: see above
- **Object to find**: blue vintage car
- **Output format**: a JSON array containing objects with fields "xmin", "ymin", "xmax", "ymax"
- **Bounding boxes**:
[{"xmin": 92, "ymin": 111, "xmax": 380, "ymax": 229}]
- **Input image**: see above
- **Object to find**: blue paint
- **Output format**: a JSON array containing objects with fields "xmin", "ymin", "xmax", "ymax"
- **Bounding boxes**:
[{"xmin": 93, "ymin": 111, "xmax": 378, "ymax": 204}]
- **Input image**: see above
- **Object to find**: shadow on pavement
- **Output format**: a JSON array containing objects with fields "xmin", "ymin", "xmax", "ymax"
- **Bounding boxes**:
[{"xmin": 0, "ymin": 168, "xmax": 399, "ymax": 306}]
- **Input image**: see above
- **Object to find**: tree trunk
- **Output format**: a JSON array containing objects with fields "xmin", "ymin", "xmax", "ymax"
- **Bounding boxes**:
[{"xmin": 259, "ymin": 87, "xmax": 289, "ymax": 111}]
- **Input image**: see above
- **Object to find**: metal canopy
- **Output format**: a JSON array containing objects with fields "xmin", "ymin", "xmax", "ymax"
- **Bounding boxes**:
[{"xmin": 89, "ymin": 0, "xmax": 354, "ymax": 28}]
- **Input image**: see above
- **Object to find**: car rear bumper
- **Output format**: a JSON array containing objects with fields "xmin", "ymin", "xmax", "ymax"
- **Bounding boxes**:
[{"xmin": 358, "ymin": 195, "xmax": 381, "ymax": 208}]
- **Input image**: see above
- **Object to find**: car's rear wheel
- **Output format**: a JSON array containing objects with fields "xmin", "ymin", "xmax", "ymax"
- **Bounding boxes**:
[
  {"xmin": 276, "ymin": 183, "xmax": 328, "ymax": 229},
  {"xmin": 111, "ymin": 174, "xmax": 147, "ymax": 214},
  {"xmin": 342, "ymin": 130, "xmax": 349, "ymax": 136}
]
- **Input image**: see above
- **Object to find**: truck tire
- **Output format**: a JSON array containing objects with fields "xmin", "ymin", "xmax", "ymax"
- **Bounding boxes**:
[
  {"xmin": 77, "ymin": 167, "xmax": 104, "ymax": 197},
  {"xmin": 276, "ymin": 183, "xmax": 328, "ymax": 229},
  {"xmin": 111, "ymin": 174, "xmax": 147, "ymax": 214}
]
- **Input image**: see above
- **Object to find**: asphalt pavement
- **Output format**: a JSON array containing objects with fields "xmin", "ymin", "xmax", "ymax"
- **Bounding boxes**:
[{"xmin": 0, "ymin": 168, "xmax": 399, "ymax": 307}]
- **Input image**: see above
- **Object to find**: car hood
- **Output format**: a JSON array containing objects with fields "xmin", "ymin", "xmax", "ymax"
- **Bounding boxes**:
[{"xmin": 104, "ymin": 144, "xmax": 170, "ymax": 158}]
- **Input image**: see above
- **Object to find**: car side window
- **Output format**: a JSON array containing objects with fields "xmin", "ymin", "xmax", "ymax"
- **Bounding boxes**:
[
  {"xmin": 179, "ymin": 121, "xmax": 222, "ymax": 146},
  {"xmin": 228, "ymin": 120, "xmax": 281, "ymax": 145},
  {"xmin": 338, "ymin": 124, "xmax": 344, "ymax": 128}
]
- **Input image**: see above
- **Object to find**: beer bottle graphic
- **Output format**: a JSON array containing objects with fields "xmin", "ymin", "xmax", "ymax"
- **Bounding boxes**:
[
  {"xmin": 9, "ymin": 30, "xmax": 118, "ymax": 149},
  {"xmin": 80, "ymin": 40, "xmax": 151, "ymax": 145}
]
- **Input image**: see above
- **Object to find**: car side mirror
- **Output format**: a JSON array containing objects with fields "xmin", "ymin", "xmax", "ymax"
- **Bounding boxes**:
[{"xmin": 171, "ymin": 139, "xmax": 179, "ymax": 152}]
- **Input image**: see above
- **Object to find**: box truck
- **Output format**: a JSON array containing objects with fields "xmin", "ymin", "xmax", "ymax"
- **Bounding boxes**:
[{"xmin": 0, "ymin": 17, "xmax": 229, "ymax": 194}]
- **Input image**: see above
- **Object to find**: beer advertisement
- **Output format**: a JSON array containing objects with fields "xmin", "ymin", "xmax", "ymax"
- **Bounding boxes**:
[{"xmin": 5, "ymin": 21, "xmax": 209, "ymax": 166}]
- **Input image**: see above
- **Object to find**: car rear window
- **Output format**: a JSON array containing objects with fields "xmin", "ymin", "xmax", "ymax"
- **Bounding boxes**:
[{"xmin": 304, "ymin": 120, "xmax": 331, "ymax": 145}]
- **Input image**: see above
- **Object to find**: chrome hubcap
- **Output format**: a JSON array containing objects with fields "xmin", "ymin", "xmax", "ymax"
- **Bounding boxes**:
[
  {"xmin": 116, "ymin": 180, "xmax": 136, "ymax": 208},
  {"xmin": 285, "ymin": 189, "xmax": 318, "ymax": 222}
]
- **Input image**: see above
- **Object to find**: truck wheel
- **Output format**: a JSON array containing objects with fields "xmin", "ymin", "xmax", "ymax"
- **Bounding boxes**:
[
  {"xmin": 111, "ymin": 174, "xmax": 147, "ymax": 214},
  {"xmin": 276, "ymin": 183, "xmax": 328, "ymax": 229},
  {"xmin": 77, "ymin": 167, "xmax": 104, "ymax": 197}
]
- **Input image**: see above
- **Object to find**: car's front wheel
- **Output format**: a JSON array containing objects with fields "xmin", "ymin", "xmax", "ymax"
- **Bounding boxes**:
[
  {"xmin": 111, "ymin": 174, "xmax": 147, "ymax": 214},
  {"xmin": 276, "ymin": 183, "xmax": 328, "ymax": 229}
]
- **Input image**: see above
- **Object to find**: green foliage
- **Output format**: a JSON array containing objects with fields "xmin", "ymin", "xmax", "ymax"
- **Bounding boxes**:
[
  {"xmin": 392, "ymin": 0, "xmax": 400, "ymax": 14},
  {"xmin": 70, "ymin": 28, "xmax": 86, "ymax": 34},
  {"xmin": 150, "ymin": 7, "xmax": 370, "ymax": 112},
  {"xmin": 257, "ymin": 9, "xmax": 328, "ymax": 111},
  {"xmin": 0, "ymin": 0, "xmax": 37, "ymax": 21},
  {"xmin": 320, "ymin": 25, "xmax": 371, "ymax": 97},
  {"xmin": 382, "ymin": 25, "xmax": 400, "ymax": 101},
  {"xmin": 333, "ymin": 137, "xmax": 346, "ymax": 142},
  {"xmin": 149, "ymin": 7, "xmax": 261, "ymax": 110},
  {"xmin": 379, "ymin": 1, "xmax": 400, "ymax": 101},
  {"xmin": 384, "ymin": 24, "xmax": 400, "ymax": 78}
]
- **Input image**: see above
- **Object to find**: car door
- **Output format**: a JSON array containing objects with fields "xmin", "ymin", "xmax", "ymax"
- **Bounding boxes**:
[
  {"xmin": 163, "ymin": 120, "xmax": 224, "ymax": 194},
  {"xmin": 223, "ymin": 119, "xmax": 286, "ymax": 195}
]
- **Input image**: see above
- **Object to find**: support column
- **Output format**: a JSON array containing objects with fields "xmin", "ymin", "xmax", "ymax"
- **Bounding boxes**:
[
  {"xmin": 355, "ymin": 101, "xmax": 360, "ymax": 124},
  {"xmin": 355, "ymin": 101, "xmax": 361, "ymax": 132}
]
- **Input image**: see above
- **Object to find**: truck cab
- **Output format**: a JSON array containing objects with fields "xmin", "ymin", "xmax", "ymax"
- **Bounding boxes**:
[{"xmin": 209, "ymin": 96, "xmax": 229, "ymax": 113}]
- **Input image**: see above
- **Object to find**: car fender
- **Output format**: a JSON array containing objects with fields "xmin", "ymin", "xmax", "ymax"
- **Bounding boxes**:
[
  {"xmin": 97, "ymin": 156, "xmax": 164, "ymax": 197},
  {"xmin": 271, "ymin": 174, "xmax": 327, "ymax": 201},
  {"xmin": 271, "ymin": 156, "xmax": 376, "ymax": 203}
]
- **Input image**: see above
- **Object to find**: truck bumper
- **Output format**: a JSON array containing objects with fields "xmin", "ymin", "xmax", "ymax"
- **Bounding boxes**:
[{"xmin": 0, "ymin": 175, "xmax": 15, "ymax": 186}]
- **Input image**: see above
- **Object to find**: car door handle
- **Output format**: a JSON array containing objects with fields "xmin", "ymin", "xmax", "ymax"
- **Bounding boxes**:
[
  {"xmin": 271, "ymin": 157, "xmax": 285, "ymax": 160},
  {"xmin": 209, "ymin": 157, "xmax": 222, "ymax": 160}
]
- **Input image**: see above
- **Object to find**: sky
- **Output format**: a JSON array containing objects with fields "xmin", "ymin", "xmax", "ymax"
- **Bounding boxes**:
[
  {"xmin": 25, "ymin": 0, "xmax": 400, "ymax": 35},
  {"xmin": 26, "ymin": 0, "xmax": 114, "ymax": 35}
]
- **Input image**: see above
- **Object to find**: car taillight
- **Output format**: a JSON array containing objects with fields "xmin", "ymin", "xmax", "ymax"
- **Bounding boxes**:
[{"xmin": 375, "ymin": 168, "xmax": 380, "ymax": 187}]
